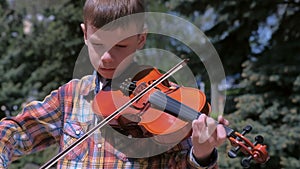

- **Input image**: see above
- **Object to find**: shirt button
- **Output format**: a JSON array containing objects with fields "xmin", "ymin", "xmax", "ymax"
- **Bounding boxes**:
[
  {"xmin": 128, "ymin": 134, "xmax": 133, "ymax": 139},
  {"xmin": 21, "ymin": 134, "xmax": 27, "ymax": 139},
  {"xmin": 97, "ymin": 143, "xmax": 102, "ymax": 148},
  {"xmin": 75, "ymin": 130, "xmax": 81, "ymax": 135}
]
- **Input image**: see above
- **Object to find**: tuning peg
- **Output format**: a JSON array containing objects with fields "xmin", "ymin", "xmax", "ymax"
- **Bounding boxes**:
[
  {"xmin": 241, "ymin": 125, "xmax": 252, "ymax": 135},
  {"xmin": 241, "ymin": 156, "xmax": 253, "ymax": 168},
  {"xmin": 254, "ymin": 135, "xmax": 264, "ymax": 144},
  {"xmin": 228, "ymin": 149, "xmax": 238, "ymax": 158},
  {"xmin": 228, "ymin": 126, "xmax": 252, "ymax": 159},
  {"xmin": 228, "ymin": 145, "xmax": 241, "ymax": 158}
]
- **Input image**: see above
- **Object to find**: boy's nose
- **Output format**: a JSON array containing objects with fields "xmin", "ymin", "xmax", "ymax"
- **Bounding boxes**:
[{"xmin": 101, "ymin": 52, "xmax": 113, "ymax": 63}]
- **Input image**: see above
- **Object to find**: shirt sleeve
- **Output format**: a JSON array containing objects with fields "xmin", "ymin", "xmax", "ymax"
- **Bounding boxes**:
[
  {"xmin": 188, "ymin": 147, "xmax": 218, "ymax": 169},
  {"xmin": 0, "ymin": 88, "xmax": 64, "ymax": 168}
]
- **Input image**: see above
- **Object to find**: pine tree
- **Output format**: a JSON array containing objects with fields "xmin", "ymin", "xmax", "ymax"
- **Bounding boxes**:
[
  {"xmin": 159, "ymin": 0, "xmax": 300, "ymax": 168},
  {"xmin": 0, "ymin": 0, "xmax": 84, "ymax": 116},
  {"xmin": 232, "ymin": 3, "xmax": 300, "ymax": 168},
  {"xmin": 0, "ymin": 0, "xmax": 84, "ymax": 167}
]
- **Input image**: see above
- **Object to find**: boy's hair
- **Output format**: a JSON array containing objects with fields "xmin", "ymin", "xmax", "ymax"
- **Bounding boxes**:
[{"xmin": 83, "ymin": 0, "xmax": 145, "ymax": 31}]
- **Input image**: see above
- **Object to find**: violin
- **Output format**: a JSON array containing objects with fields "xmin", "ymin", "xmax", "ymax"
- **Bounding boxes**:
[
  {"xmin": 92, "ymin": 60, "xmax": 269, "ymax": 168},
  {"xmin": 41, "ymin": 59, "xmax": 269, "ymax": 169}
]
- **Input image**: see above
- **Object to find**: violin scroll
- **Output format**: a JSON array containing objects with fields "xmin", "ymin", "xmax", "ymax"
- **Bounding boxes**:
[{"xmin": 227, "ymin": 125, "xmax": 269, "ymax": 168}]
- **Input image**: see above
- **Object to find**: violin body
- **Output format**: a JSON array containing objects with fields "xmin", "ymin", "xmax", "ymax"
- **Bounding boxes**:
[{"xmin": 92, "ymin": 66, "xmax": 210, "ymax": 144}]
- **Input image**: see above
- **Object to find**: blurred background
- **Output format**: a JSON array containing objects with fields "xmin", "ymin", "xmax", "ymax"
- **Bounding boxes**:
[{"xmin": 0, "ymin": 0, "xmax": 299, "ymax": 168}]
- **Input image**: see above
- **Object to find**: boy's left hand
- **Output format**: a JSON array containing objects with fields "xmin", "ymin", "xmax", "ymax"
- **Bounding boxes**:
[{"xmin": 191, "ymin": 114, "xmax": 229, "ymax": 160}]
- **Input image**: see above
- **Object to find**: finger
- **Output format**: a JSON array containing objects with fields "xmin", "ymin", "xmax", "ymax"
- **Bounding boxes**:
[
  {"xmin": 194, "ymin": 114, "xmax": 208, "ymax": 129},
  {"xmin": 215, "ymin": 124, "xmax": 227, "ymax": 147},
  {"xmin": 218, "ymin": 115, "xmax": 229, "ymax": 126},
  {"xmin": 198, "ymin": 114, "xmax": 207, "ymax": 125},
  {"xmin": 193, "ymin": 114, "xmax": 210, "ymax": 143},
  {"xmin": 206, "ymin": 117, "xmax": 216, "ymax": 137},
  {"xmin": 192, "ymin": 115, "xmax": 205, "ymax": 137}
]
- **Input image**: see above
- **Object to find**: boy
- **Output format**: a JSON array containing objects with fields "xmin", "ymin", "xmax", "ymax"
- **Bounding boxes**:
[{"xmin": 0, "ymin": 0, "xmax": 228, "ymax": 168}]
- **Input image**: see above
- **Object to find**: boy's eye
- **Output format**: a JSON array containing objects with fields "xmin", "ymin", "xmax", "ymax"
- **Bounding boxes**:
[
  {"xmin": 92, "ymin": 43, "xmax": 104, "ymax": 47},
  {"xmin": 91, "ymin": 43, "xmax": 105, "ymax": 49},
  {"xmin": 116, "ymin": 44, "xmax": 127, "ymax": 48}
]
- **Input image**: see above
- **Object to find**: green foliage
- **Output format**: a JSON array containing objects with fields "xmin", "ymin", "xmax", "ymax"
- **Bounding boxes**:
[
  {"xmin": 0, "ymin": 0, "xmax": 84, "ymax": 116},
  {"xmin": 0, "ymin": 0, "xmax": 84, "ymax": 167},
  {"xmin": 9, "ymin": 146, "xmax": 58, "ymax": 169},
  {"xmin": 164, "ymin": 0, "xmax": 300, "ymax": 168},
  {"xmin": 229, "ymin": 2, "xmax": 300, "ymax": 169}
]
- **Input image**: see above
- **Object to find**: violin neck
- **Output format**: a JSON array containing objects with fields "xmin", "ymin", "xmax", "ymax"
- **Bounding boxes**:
[
  {"xmin": 149, "ymin": 91, "xmax": 235, "ymax": 137},
  {"xmin": 149, "ymin": 91, "xmax": 199, "ymax": 121}
]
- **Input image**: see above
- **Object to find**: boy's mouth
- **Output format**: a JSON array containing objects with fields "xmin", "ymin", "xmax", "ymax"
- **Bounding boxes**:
[{"xmin": 100, "ymin": 68, "xmax": 115, "ymax": 70}]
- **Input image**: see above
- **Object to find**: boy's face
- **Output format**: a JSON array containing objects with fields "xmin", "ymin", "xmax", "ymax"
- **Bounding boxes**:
[{"xmin": 81, "ymin": 23, "xmax": 147, "ymax": 79}]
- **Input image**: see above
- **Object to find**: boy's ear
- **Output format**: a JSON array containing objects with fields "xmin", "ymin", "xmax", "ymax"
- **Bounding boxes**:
[
  {"xmin": 80, "ymin": 23, "xmax": 88, "ymax": 45},
  {"xmin": 137, "ymin": 33, "xmax": 147, "ymax": 49}
]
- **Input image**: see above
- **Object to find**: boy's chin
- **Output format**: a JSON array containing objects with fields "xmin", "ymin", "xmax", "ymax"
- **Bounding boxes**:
[
  {"xmin": 97, "ymin": 71, "xmax": 114, "ymax": 79},
  {"xmin": 98, "ymin": 65, "xmax": 130, "ymax": 79},
  {"xmin": 98, "ymin": 71, "xmax": 123, "ymax": 80}
]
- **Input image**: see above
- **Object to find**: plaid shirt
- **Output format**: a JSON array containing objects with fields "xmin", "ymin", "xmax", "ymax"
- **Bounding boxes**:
[{"xmin": 0, "ymin": 74, "xmax": 218, "ymax": 169}]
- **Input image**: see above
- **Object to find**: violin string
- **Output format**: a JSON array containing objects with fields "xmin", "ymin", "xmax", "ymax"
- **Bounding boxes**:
[{"xmin": 40, "ymin": 59, "xmax": 188, "ymax": 169}]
